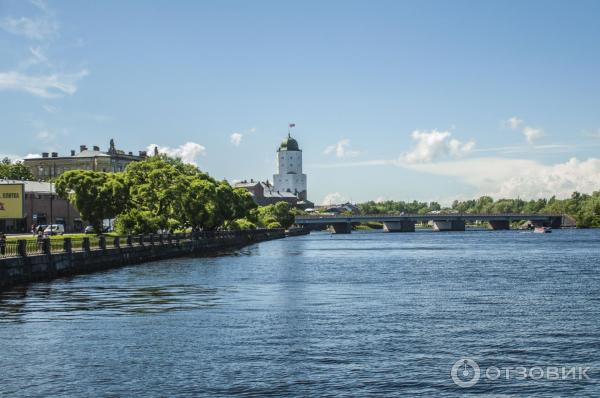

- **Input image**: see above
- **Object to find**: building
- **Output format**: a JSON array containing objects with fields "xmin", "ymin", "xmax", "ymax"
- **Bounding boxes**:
[
  {"xmin": 234, "ymin": 132, "xmax": 313, "ymax": 208},
  {"xmin": 24, "ymin": 139, "xmax": 147, "ymax": 180},
  {"xmin": 234, "ymin": 179, "xmax": 299, "ymax": 206},
  {"xmin": 273, "ymin": 134, "xmax": 307, "ymax": 200},
  {"xmin": 0, "ymin": 180, "xmax": 83, "ymax": 233}
]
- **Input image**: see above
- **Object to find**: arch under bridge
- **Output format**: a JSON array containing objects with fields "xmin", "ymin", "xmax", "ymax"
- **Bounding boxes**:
[{"xmin": 294, "ymin": 213, "xmax": 567, "ymax": 234}]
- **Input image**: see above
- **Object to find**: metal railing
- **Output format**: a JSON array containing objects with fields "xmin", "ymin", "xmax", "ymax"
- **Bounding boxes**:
[
  {"xmin": 297, "ymin": 212, "xmax": 564, "ymax": 219},
  {"xmin": 0, "ymin": 229, "xmax": 282, "ymax": 259}
]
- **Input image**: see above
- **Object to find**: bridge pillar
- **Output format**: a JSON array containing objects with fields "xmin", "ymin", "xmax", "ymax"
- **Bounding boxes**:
[
  {"xmin": 550, "ymin": 217, "xmax": 562, "ymax": 229},
  {"xmin": 329, "ymin": 223, "xmax": 352, "ymax": 234},
  {"xmin": 432, "ymin": 220, "xmax": 465, "ymax": 232},
  {"xmin": 383, "ymin": 221, "xmax": 416, "ymax": 232},
  {"xmin": 489, "ymin": 220, "xmax": 510, "ymax": 230}
]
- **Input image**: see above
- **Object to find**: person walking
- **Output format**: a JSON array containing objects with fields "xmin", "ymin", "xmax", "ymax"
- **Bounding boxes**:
[{"xmin": 0, "ymin": 232, "xmax": 6, "ymax": 256}]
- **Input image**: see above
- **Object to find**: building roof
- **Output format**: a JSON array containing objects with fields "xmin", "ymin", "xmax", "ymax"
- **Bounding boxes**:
[
  {"xmin": 0, "ymin": 179, "xmax": 55, "ymax": 193},
  {"xmin": 263, "ymin": 184, "xmax": 298, "ymax": 198},
  {"xmin": 75, "ymin": 150, "xmax": 111, "ymax": 158},
  {"xmin": 233, "ymin": 181, "xmax": 261, "ymax": 188},
  {"xmin": 279, "ymin": 135, "xmax": 300, "ymax": 151}
]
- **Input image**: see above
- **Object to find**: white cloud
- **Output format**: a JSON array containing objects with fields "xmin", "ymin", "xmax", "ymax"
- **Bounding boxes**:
[
  {"xmin": 0, "ymin": 69, "xmax": 89, "ymax": 98},
  {"xmin": 403, "ymin": 156, "xmax": 600, "ymax": 199},
  {"xmin": 24, "ymin": 153, "xmax": 41, "ymax": 159},
  {"xmin": 42, "ymin": 104, "xmax": 58, "ymax": 113},
  {"xmin": 504, "ymin": 116, "xmax": 523, "ymax": 130},
  {"xmin": 400, "ymin": 129, "xmax": 474, "ymax": 164},
  {"xmin": 488, "ymin": 158, "xmax": 600, "ymax": 199},
  {"xmin": 230, "ymin": 132, "xmax": 243, "ymax": 146},
  {"xmin": 0, "ymin": 15, "xmax": 58, "ymax": 40},
  {"xmin": 504, "ymin": 116, "xmax": 545, "ymax": 144},
  {"xmin": 323, "ymin": 139, "xmax": 359, "ymax": 158},
  {"xmin": 147, "ymin": 142, "xmax": 206, "ymax": 165},
  {"xmin": 374, "ymin": 196, "xmax": 386, "ymax": 203},
  {"xmin": 523, "ymin": 126, "xmax": 544, "ymax": 143},
  {"xmin": 36, "ymin": 129, "xmax": 54, "ymax": 141},
  {"xmin": 0, "ymin": 0, "xmax": 58, "ymax": 41},
  {"xmin": 249, "ymin": 127, "xmax": 257, "ymax": 133},
  {"xmin": 21, "ymin": 46, "xmax": 50, "ymax": 68},
  {"xmin": 321, "ymin": 192, "xmax": 349, "ymax": 205}
]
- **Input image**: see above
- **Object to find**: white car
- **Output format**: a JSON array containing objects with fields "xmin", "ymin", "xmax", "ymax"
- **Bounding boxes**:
[{"xmin": 44, "ymin": 224, "xmax": 65, "ymax": 236}]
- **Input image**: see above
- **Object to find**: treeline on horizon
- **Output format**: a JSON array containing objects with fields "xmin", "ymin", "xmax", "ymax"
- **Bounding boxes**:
[
  {"xmin": 358, "ymin": 193, "xmax": 600, "ymax": 228},
  {"xmin": 54, "ymin": 155, "xmax": 299, "ymax": 234}
]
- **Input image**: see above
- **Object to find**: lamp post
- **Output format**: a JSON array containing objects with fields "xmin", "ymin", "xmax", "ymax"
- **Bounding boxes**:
[{"xmin": 49, "ymin": 182, "xmax": 53, "ymax": 228}]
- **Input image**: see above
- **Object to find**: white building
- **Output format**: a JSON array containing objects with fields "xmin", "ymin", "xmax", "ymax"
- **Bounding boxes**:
[{"xmin": 273, "ymin": 134, "xmax": 307, "ymax": 200}]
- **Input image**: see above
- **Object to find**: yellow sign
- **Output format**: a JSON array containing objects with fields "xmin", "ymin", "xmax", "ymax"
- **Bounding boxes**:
[{"xmin": 0, "ymin": 184, "xmax": 24, "ymax": 219}]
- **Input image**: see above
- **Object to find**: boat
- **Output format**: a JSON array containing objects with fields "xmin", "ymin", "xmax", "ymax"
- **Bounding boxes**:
[{"xmin": 533, "ymin": 226, "xmax": 552, "ymax": 233}]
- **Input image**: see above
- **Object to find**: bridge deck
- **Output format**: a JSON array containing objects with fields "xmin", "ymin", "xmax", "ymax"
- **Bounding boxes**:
[{"xmin": 295, "ymin": 213, "xmax": 563, "ymax": 224}]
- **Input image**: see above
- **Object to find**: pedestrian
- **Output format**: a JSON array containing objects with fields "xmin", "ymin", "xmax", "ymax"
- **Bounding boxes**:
[
  {"xmin": 31, "ymin": 224, "xmax": 37, "ymax": 236},
  {"xmin": 0, "ymin": 232, "xmax": 6, "ymax": 256}
]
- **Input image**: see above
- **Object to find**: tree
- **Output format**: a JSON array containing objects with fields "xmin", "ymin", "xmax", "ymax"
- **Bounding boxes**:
[
  {"xmin": 0, "ymin": 157, "xmax": 34, "ymax": 180},
  {"xmin": 255, "ymin": 201, "xmax": 298, "ymax": 229},
  {"xmin": 55, "ymin": 170, "xmax": 129, "ymax": 233}
]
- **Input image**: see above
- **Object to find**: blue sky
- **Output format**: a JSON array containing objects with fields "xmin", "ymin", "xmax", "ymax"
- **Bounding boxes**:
[{"xmin": 2, "ymin": 0, "xmax": 600, "ymax": 204}]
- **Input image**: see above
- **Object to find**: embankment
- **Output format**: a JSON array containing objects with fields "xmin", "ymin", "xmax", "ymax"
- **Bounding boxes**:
[{"xmin": 0, "ymin": 229, "xmax": 285, "ymax": 290}]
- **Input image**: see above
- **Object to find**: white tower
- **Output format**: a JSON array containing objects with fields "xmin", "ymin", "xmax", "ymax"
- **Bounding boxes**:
[{"xmin": 273, "ymin": 133, "xmax": 307, "ymax": 200}]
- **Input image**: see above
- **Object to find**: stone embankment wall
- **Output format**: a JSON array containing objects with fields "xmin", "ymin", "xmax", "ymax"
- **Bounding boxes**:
[{"xmin": 0, "ymin": 229, "xmax": 285, "ymax": 290}]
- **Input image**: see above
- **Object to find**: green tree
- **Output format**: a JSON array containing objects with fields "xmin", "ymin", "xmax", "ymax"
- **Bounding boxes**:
[
  {"xmin": 55, "ymin": 170, "xmax": 129, "ymax": 233},
  {"xmin": 255, "ymin": 201, "xmax": 298, "ymax": 229},
  {"xmin": 0, "ymin": 157, "xmax": 34, "ymax": 180}
]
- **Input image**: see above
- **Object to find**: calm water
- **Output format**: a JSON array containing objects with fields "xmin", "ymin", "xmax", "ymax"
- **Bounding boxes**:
[{"xmin": 1, "ymin": 229, "xmax": 599, "ymax": 397}]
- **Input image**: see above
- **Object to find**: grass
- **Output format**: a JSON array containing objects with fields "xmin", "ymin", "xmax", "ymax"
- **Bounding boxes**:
[{"xmin": 6, "ymin": 232, "xmax": 120, "ymax": 242}]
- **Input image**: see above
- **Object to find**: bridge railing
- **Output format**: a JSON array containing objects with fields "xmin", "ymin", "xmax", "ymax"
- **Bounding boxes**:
[{"xmin": 295, "ymin": 212, "xmax": 563, "ymax": 220}]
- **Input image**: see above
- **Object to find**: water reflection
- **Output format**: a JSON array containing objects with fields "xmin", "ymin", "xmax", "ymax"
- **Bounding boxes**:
[{"xmin": 0, "ymin": 284, "xmax": 221, "ymax": 322}]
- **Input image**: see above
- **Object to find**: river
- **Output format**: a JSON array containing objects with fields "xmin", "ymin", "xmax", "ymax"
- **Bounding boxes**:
[{"xmin": 1, "ymin": 229, "xmax": 599, "ymax": 396}]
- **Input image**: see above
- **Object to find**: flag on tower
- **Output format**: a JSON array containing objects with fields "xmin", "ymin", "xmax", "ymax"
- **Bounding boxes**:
[{"xmin": 289, "ymin": 123, "xmax": 295, "ymax": 128}]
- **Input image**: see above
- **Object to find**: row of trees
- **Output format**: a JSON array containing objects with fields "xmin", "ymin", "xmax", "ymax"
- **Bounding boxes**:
[
  {"xmin": 358, "ymin": 192, "xmax": 600, "ymax": 228},
  {"xmin": 450, "ymin": 193, "xmax": 600, "ymax": 228},
  {"xmin": 55, "ymin": 155, "xmax": 299, "ymax": 234},
  {"xmin": 358, "ymin": 200, "xmax": 442, "ymax": 215},
  {"xmin": 0, "ymin": 158, "xmax": 34, "ymax": 180}
]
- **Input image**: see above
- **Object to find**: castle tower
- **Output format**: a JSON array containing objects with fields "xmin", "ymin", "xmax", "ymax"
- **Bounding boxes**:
[{"xmin": 273, "ymin": 133, "xmax": 307, "ymax": 200}]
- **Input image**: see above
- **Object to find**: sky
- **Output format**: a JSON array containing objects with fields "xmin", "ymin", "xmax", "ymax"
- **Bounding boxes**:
[{"xmin": 1, "ymin": 0, "xmax": 600, "ymax": 205}]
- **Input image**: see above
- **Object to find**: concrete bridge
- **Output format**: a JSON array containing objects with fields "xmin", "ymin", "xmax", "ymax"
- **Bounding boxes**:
[{"xmin": 294, "ymin": 213, "xmax": 566, "ymax": 234}]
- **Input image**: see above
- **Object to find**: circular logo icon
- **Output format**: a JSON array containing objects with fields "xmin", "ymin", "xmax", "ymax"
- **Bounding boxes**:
[{"xmin": 451, "ymin": 358, "xmax": 480, "ymax": 388}]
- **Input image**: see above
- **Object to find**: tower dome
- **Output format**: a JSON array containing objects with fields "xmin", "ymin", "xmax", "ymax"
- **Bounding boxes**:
[{"xmin": 279, "ymin": 135, "xmax": 300, "ymax": 151}]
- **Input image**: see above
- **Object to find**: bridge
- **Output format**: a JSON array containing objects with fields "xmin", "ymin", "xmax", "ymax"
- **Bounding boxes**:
[{"xmin": 294, "ymin": 213, "xmax": 566, "ymax": 234}]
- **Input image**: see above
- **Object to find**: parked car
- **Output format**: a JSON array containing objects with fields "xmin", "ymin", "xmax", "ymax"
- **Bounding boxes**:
[
  {"xmin": 43, "ymin": 224, "xmax": 65, "ymax": 236},
  {"xmin": 84, "ymin": 226, "xmax": 109, "ymax": 234}
]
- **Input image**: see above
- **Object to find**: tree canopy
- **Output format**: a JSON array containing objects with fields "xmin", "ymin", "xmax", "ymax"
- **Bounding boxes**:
[
  {"xmin": 0, "ymin": 157, "xmax": 34, "ymax": 180},
  {"xmin": 358, "ymin": 192, "xmax": 600, "ymax": 228},
  {"xmin": 55, "ymin": 155, "xmax": 292, "ymax": 234}
]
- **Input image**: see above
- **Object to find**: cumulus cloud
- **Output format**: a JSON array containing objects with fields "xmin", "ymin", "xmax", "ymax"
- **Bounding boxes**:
[
  {"xmin": 488, "ymin": 158, "xmax": 600, "ymax": 199},
  {"xmin": 523, "ymin": 126, "xmax": 544, "ymax": 143},
  {"xmin": 400, "ymin": 129, "xmax": 474, "ymax": 164},
  {"xmin": 504, "ymin": 116, "xmax": 544, "ymax": 144},
  {"xmin": 0, "ymin": 69, "xmax": 89, "ymax": 98},
  {"xmin": 323, "ymin": 139, "xmax": 359, "ymax": 158},
  {"xmin": 504, "ymin": 116, "xmax": 523, "ymax": 130},
  {"xmin": 230, "ymin": 132, "xmax": 243, "ymax": 146},
  {"xmin": 403, "ymin": 156, "xmax": 600, "ymax": 199},
  {"xmin": 147, "ymin": 142, "xmax": 206, "ymax": 165},
  {"xmin": 321, "ymin": 192, "xmax": 349, "ymax": 205}
]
